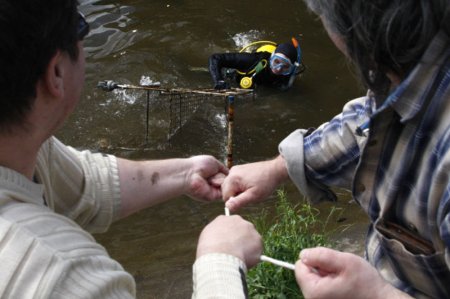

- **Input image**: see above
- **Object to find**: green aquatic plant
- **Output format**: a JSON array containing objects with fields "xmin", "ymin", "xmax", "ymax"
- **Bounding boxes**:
[{"xmin": 247, "ymin": 189, "xmax": 331, "ymax": 299}]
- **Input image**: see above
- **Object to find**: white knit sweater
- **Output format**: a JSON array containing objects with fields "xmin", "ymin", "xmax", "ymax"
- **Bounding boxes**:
[{"xmin": 0, "ymin": 137, "xmax": 135, "ymax": 298}]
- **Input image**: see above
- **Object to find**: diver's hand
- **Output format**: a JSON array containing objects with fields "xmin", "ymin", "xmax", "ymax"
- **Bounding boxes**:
[
  {"xmin": 214, "ymin": 80, "xmax": 230, "ymax": 90},
  {"xmin": 221, "ymin": 155, "xmax": 289, "ymax": 212},
  {"xmin": 295, "ymin": 247, "xmax": 413, "ymax": 299}
]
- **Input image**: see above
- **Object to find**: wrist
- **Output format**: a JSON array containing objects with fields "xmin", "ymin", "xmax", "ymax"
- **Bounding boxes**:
[
  {"xmin": 271, "ymin": 155, "xmax": 289, "ymax": 185},
  {"xmin": 197, "ymin": 242, "xmax": 244, "ymax": 262},
  {"xmin": 377, "ymin": 280, "xmax": 413, "ymax": 299}
]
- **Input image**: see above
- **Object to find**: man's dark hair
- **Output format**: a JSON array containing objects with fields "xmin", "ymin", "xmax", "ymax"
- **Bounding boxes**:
[
  {"xmin": 0, "ymin": 0, "xmax": 80, "ymax": 131},
  {"xmin": 303, "ymin": 0, "xmax": 449, "ymax": 97}
]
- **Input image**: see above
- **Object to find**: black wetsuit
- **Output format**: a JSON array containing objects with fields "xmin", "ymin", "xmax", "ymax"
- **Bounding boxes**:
[{"xmin": 208, "ymin": 52, "xmax": 294, "ymax": 90}]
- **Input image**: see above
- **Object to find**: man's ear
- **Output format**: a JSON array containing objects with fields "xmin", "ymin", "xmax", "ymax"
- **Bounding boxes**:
[{"xmin": 43, "ymin": 50, "xmax": 65, "ymax": 98}]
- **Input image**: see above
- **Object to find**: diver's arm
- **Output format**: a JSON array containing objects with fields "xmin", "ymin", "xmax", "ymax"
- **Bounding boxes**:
[
  {"xmin": 208, "ymin": 53, "xmax": 263, "ymax": 87},
  {"xmin": 208, "ymin": 53, "xmax": 227, "ymax": 85}
]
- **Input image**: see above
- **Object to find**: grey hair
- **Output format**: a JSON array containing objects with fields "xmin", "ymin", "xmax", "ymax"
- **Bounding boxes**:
[{"xmin": 303, "ymin": 0, "xmax": 449, "ymax": 97}]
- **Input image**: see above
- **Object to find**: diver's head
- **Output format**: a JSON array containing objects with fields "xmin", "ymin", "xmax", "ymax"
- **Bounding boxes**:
[{"xmin": 269, "ymin": 43, "xmax": 298, "ymax": 76}]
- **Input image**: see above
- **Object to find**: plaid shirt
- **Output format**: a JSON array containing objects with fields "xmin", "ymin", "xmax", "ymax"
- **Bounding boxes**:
[{"xmin": 279, "ymin": 28, "xmax": 450, "ymax": 298}]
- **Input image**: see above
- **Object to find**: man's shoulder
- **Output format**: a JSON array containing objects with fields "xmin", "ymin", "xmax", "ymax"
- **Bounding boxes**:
[{"xmin": 0, "ymin": 201, "xmax": 105, "ymax": 254}]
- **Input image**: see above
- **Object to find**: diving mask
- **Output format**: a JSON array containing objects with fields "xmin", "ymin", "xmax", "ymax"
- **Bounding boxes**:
[{"xmin": 269, "ymin": 53, "xmax": 294, "ymax": 76}]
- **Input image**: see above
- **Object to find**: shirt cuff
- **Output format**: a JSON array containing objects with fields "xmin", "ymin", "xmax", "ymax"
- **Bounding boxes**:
[
  {"xmin": 192, "ymin": 253, "xmax": 248, "ymax": 299},
  {"xmin": 279, "ymin": 129, "xmax": 337, "ymax": 203}
]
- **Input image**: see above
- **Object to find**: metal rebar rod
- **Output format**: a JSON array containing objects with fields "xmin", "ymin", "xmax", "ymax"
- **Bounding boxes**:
[{"xmin": 226, "ymin": 95, "xmax": 235, "ymax": 169}]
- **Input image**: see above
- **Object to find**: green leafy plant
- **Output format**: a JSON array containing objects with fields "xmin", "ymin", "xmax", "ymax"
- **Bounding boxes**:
[{"xmin": 247, "ymin": 189, "xmax": 331, "ymax": 299}]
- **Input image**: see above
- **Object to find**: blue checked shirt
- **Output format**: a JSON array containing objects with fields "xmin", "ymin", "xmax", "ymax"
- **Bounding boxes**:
[{"xmin": 279, "ymin": 28, "xmax": 450, "ymax": 298}]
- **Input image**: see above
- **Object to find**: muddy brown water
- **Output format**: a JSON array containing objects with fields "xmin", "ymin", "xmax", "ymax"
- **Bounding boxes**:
[{"xmin": 58, "ymin": 1, "xmax": 370, "ymax": 297}]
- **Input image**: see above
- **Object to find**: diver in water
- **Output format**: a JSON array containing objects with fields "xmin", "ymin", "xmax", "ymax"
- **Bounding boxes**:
[{"xmin": 208, "ymin": 39, "xmax": 305, "ymax": 91}]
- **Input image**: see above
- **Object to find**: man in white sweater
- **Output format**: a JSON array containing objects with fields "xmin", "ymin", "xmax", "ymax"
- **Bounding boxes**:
[{"xmin": 0, "ymin": 0, "xmax": 264, "ymax": 297}]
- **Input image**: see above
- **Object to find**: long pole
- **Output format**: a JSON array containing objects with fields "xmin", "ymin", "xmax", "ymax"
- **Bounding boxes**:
[
  {"xmin": 145, "ymin": 90, "xmax": 150, "ymax": 144},
  {"xmin": 226, "ymin": 95, "xmax": 234, "ymax": 169},
  {"xmin": 97, "ymin": 80, "xmax": 253, "ymax": 97}
]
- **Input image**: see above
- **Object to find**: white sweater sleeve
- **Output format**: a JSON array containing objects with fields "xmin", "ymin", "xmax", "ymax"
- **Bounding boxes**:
[
  {"xmin": 35, "ymin": 137, "xmax": 121, "ymax": 233},
  {"xmin": 192, "ymin": 253, "xmax": 248, "ymax": 299}
]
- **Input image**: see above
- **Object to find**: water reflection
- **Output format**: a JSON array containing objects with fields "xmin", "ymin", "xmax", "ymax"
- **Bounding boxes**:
[{"xmin": 62, "ymin": 1, "xmax": 369, "ymax": 298}]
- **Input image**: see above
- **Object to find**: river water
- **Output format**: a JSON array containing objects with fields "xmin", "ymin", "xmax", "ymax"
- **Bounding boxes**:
[{"xmin": 58, "ymin": 0, "xmax": 369, "ymax": 298}]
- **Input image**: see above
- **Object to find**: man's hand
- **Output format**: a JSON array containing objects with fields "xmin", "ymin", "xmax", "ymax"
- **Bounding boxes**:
[
  {"xmin": 221, "ymin": 155, "xmax": 289, "ymax": 212},
  {"xmin": 184, "ymin": 155, "xmax": 228, "ymax": 201},
  {"xmin": 295, "ymin": 247, "xmax": 413, "ymax": 299},
  {"xmin": 196, "ymin": 215, "xmax": 262, "ymax": 268}
]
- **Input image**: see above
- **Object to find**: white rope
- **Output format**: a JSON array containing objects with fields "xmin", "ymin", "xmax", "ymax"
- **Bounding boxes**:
[{"xmin": 260, "ymin": 255, "xmax": 295, "ymax": 271}]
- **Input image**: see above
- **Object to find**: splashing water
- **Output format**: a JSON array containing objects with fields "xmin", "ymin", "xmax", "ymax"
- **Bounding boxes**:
[
  {"xmin": 140, "ymin": 75, "xmax": 158, "ymax": 86},
  {"xmin": 232, "ymin": 30, "xmax": 266, "ymax": 49}
]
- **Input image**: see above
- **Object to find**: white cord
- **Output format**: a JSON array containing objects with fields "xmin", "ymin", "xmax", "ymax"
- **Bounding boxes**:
[
  {"xmin": 224, "ymin": 196, "xmax": 234, "ymax": 216},
  {"xmin": 260, "ymin": 255, "xmax": 295, "ymax": 271}
]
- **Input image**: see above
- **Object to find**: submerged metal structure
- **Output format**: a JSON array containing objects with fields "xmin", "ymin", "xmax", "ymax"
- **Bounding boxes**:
[{"xmin": 97, "ymin": 80, "xmax": 253, "ymax": 167}]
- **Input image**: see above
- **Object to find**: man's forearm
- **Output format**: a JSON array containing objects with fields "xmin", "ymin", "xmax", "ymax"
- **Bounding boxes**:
[{"xmin": 116, "ymin": 158, "xmax": 190, "ymax": 218}]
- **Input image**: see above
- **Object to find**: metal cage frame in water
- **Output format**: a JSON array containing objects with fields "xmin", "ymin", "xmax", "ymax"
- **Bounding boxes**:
[{"xmin": 97, "ymin": 80, "xmax": 254, "ymax": 167}]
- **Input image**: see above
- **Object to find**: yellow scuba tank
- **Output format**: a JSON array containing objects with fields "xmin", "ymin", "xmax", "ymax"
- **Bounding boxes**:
[
  {"xmin": 238, "ymin": 41, "xmax": 277, "ymax": 88},
  {"xmin": 239, "ymin": 40, "xmax": 277, "ymax": 54}
]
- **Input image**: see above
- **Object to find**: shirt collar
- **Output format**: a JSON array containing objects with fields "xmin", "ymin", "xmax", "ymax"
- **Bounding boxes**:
[
  {"xmin": 383, "ymin": 29, "xmax": 450, "ymax": 122},
  {"xmin": 0, "ymin": 165, "xmax": 45, "ymax": 206}
]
